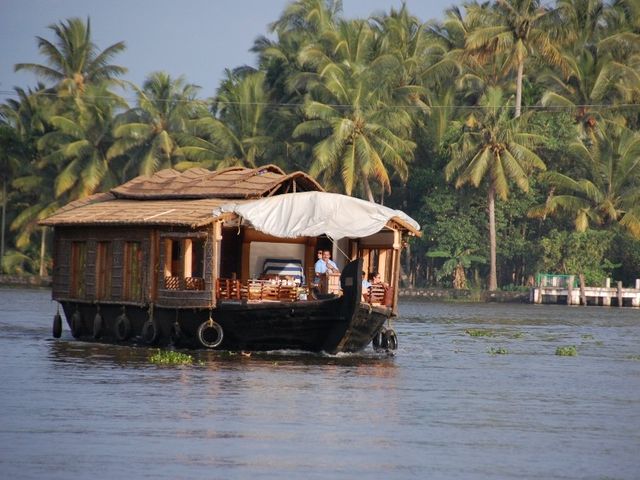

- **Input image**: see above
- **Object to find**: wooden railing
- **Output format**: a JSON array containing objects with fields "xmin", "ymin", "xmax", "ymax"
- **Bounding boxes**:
[
  {"xmin": 164, "ymin": 276, "xmax": 206, "ymax": 291},
  {"xmin": 216, "ymin": 278, "xmax": 306, "ymax": 302}
]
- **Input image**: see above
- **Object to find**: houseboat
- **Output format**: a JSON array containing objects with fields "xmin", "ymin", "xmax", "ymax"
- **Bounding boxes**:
[{"xmin": 41, "ymin": 165, "xmax": 420, "ymax": 353}]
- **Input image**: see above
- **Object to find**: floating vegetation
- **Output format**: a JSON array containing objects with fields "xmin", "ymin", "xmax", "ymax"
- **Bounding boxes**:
[
  {"xmin": 627, "ymin": 355, "xmax": 640, "ymax": 361},
  {"xmin": 581, "ymin": 334, "xmax": 595, "ymax": 340},
  {"xmin": 556, "ymin": 345, "xmax": 578, "ymax": 356},
  {"xmin": 487, "ymin": 347, "xmax": 509, "ymax": 355},
  {"xmin": 466, "ymin": 329, "xmax": 495, "ymax": 337},
  {"xmin": 465, "ymin": 329, "xmax": 525, "ymax": 339},
  {"xmin": 149, "ymin": 349, "xmax": 195, "ymax": 365}
]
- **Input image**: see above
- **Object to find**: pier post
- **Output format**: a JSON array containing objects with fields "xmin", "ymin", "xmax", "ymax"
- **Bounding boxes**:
[
  {"xmin": 567, "ymin": 275, "xmax": 574, "ymax": 305},
  {"xmin": 617, "ymin": 281, "xmax": 623, "ymax": 307},
  {"xmin": 579, "ymin": 274, "xmax": 587, "ymax": 306},
  {"xmin": 606, "ymin": 277, "xmax": 611, "ymax": 288},
  {"xmin": 633, "ymin": 279, "xmax": 640, "ymax": 307}
]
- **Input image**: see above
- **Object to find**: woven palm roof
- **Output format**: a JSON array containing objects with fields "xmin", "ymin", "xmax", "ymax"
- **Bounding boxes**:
[
  {"xmin": 111, "ymin": 164, "xmax": 322, "ymax": 200},
  {"xmin": 41, "ymin": 165, "xmax": 324, "ymax": 227}
]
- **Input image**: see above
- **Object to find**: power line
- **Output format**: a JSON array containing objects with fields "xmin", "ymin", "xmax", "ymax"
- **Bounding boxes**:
[{"xmin": 0, "ymin": 89, "xmax": 639, "ymax": 111}]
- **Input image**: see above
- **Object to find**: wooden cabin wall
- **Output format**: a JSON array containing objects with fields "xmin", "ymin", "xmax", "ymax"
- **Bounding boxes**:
[{"xmin": 51, "ymin": 226, "xmax": 152, "ymax": 304}]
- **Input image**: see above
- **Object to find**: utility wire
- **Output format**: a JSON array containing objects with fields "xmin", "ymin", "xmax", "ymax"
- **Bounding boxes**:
[{"xmin": 0, "ymin": 89, "xmax": 639, "ymax": 111}]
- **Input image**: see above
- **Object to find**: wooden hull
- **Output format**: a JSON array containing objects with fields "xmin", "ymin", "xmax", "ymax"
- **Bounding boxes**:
[
  {"xmin": 57, "ymin": 259, "xmax": 391, "ymax": 354},
  {"xmin": 59, "ymin": 299, "xmax": 390, "ymax": 353}
]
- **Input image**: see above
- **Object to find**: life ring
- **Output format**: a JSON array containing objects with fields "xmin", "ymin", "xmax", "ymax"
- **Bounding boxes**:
[
  {"xmin": 141, "ymin": 319, "xmax": 159, "ymax": 345},
  {"xmin": 384, "ymin": 329, "xmax": 398, "ymax": 351},
  {"xmin": 93, "ymin": 313, "xmax": 104, "ymax": 339},
  {"xmin": 52, "ymin": 313, "xmax": 62, "ymax": 338},
  {"xmin": 70, "ymin": 311, "xmax": 83, "ymax": 338},
  {"xmin": 114, "ymin": 314, "xmax": 131, "ymax": 341},
  {"xmin": 197, "ymin": 319, "xmax": 223, "ymax": 349}
]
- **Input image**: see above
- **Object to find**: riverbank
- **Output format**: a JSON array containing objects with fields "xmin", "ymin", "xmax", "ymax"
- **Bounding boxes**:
[
  {"xmin": 0, "ymin": 275, "xmax": 51, "ymax": 288},
  {"xmin": 397, "ymin": 287, "xmax": 529, "ymax": 303},
  {"xmin": 0, "ymin": 275, "xmax": 529, "ymax": 302}
]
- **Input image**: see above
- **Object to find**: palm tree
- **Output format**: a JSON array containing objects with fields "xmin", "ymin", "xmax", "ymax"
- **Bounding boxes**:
[
  {"xmin": 38, "ymin": 83, "xmax": 126, "ymax": 199},
  {"xmin": 465, "ymin": 0, "xmax": 565, "ymax": 117},
  {"xmin": 427, "ymin": 248, "xmax": 486, "ymax": 289},
  {"xmin": 108, "ymin": 72, "xmax": 206, "ymax": 177},
  {"xmin": 541, "ymin": 0, "xmax": 640, "ymax": 139},
  {"xmin": 0, "ymin": 85, "xmax": 55, "ymax": 274},
  {"xmin": 177, "ymin": 70, "xmax": 277, "ymax": 169},
  {"xmin": 293, "ymin": 19, "xmax": 416, "ymax": 201},
  {"xmin": 532, "ymin": 126, "xmax": 640, "ymax": 238},
  {"xmin": 15, "ymin": 17, "xmax": 126, "ymax": 96},
  {"xmin": 446, "ymin": 87, "xmax": 546, "ymax": 290}
]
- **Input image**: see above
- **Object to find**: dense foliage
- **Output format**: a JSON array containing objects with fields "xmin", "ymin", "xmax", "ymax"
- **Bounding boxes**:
[{"xmin": 1, "ymin": 0, "xmax": 639, "ymax": 289}]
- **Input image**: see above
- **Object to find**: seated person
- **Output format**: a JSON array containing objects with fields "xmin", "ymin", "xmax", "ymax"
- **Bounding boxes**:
[
  {"xmin": 361, "ymin": 271, "xmax": 372, "ymax": 301},
  {"xmin": 369, "ymin": 271, "xmax": 386, "ymax": 286},
  {"xmin": 314, "ymin": 250, "xmax": 339, "ymax": 276},
  {"xmin": 368, "ymin": 271, "xmax": 391, "ymax": 305},
  {"xmin": 362, "ymin": 270, "xmax": 372, "ymax": 289}
]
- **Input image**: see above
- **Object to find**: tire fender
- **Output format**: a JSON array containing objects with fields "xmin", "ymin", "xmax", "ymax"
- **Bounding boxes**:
[
  {"xmin": 71, "ymin": 310, "xmax": 83, "ymax": 338},
  {"xmin": 93, "ymin": 313, "xmax": 104, "ymax": 339},
  {"xmin": 114, "ymin": 314, "xmax": 131, "ymax": 341},
  {"xmin": 52, "ymin": 312, "xmax": 62, "ymax": 339},
  {"xmin": 197, "ymin": 318, "xmax": 224, "ymax": 349},
  {"xmin": 141, "ymin": 319, "xmax": 159, "ymax": 345}
]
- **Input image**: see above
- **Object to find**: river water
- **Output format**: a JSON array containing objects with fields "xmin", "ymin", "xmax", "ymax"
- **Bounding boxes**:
[{"xmin": 0, "ymin": 287, "xmax": 639, "ymax": 480}]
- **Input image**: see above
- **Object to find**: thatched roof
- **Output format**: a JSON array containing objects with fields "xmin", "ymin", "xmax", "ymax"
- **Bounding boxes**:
[
  {"xmin": 40, "ymin": 194, "xmax": 236, "ymax": 228},
  {"xmin": 41, "ymin": 165, "xmax": 324, "ymax": 227},
  {"xmin": 111, "ymin": 165, "xmax": 322, "ymax": 200}
]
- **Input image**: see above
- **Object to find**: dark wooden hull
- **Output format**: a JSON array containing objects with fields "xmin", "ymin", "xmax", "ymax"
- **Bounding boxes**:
[
  {"xmin": 58, "ymin": 299, "xmax": 389, "ymax": 353},
  {"xmin": 57, "ymin": 260, "xmax": 391, "ymax": 353}
]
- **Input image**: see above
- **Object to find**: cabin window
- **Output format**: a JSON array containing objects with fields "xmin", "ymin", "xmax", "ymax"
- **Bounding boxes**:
[
  {"xmin": 360, "ymin": 247, "xmax": 392, "ymax": 284},
  {"xmin": 163, "ymin": 237, "xmax": 206, "ymax": 291},
  {"xmin": 95, "ymin": 241, "xmax": 113, "ymax": 300},
  {"xmin": 123, "ymin": 241, "xmax": 143, "ymax": 301},
  {"xmin": 70, "ymin": 241, "xmax": 86, "ymax": 298}
]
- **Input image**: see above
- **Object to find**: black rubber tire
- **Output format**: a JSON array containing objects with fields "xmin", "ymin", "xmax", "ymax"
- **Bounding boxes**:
[
  {"xmin": 372, "ymin": 327, "xmax": 386, "ymax": 351},
  {"xmin": 52, "ymin": 313, "xmax": 62, "ymax": 338},
  {"xmin": 93, "ymin": 313, "xmax": 104, "ymax": 339},
  {"xmin": 384, "ymin": 329, "xmax": 398, "ymax": 351},
  {"xmin": 197, "ymin": 319, "xmax": 224, "ymax": 349},
  {"xmin": 70, "ymin": 311, "xmax": 83, "ymax": 338},
  {"xmin": 114, "ymin": 314, "xmax": 131, "ymax": 341},
  {"xmin": 141, "ymin": 319, "xmax": 159, "ymax": 345}
]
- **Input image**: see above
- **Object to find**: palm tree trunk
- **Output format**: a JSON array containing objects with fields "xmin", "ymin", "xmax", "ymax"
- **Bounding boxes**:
[
  {"xmin": 39, "ymin": 227, "xmax": 46, "ymax": 277},
  {"xmin": 515, "ymin": 60, "xmax": 523, "ymax": 118},
  {"xmin": 1, "ymin": 179, "xmax": 5, "ymax": 273},
  {"xmin": 363, "ymin": 177, "xmax": 375, "ymax": 203},
  {"xmin": 487, "ymin": 187, "xmax": 498, "ymax": 291}
]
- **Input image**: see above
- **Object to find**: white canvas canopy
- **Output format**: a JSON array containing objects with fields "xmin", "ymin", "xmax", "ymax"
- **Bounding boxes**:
[{"xmin": 212, "ymin": 191, "xmax": 420, "ymax": 240}]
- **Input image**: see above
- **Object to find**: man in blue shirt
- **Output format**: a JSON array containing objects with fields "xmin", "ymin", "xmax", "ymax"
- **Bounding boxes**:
[{"xmin": 315, "ymin": 250, "xmax": 339, "ymax": 275}]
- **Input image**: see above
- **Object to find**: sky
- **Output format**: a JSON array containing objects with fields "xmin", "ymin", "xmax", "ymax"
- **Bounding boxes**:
[{"xmin": 1, "ymin": 0, "xmax": 454, "ymax": 101}]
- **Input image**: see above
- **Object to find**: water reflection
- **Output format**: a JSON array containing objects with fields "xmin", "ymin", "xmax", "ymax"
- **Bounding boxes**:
[{"xmin": 2, "ymin": 288, "xmax": 640, "ymax": 480}]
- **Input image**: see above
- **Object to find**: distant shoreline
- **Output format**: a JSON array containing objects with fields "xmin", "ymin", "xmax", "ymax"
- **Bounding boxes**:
[
  {"xmin": 0, "ymin": 275, "xmax": 52, "ymax": 288},
  {"xmin": 0, "ymin": 275, "xmax": 529, "ymax": 302}
]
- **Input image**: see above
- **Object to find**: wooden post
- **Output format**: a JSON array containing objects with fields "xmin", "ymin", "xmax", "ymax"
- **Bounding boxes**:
[
  {"xmin": 579, "ymin": 274, "xmax": 587, "ymax": 306},
  {"xmin": 617, "ymin": 281, "xmax": 623, "ymax": 307},
  {"xmin": 567, "ymin": 275, "xmax": 575, "ymax": 305}
]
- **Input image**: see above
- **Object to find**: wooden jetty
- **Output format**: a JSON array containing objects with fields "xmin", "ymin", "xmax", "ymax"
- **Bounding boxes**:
[{"xmin": 530, "ymin": 274, "xmax": 640, "ymax": 307}]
